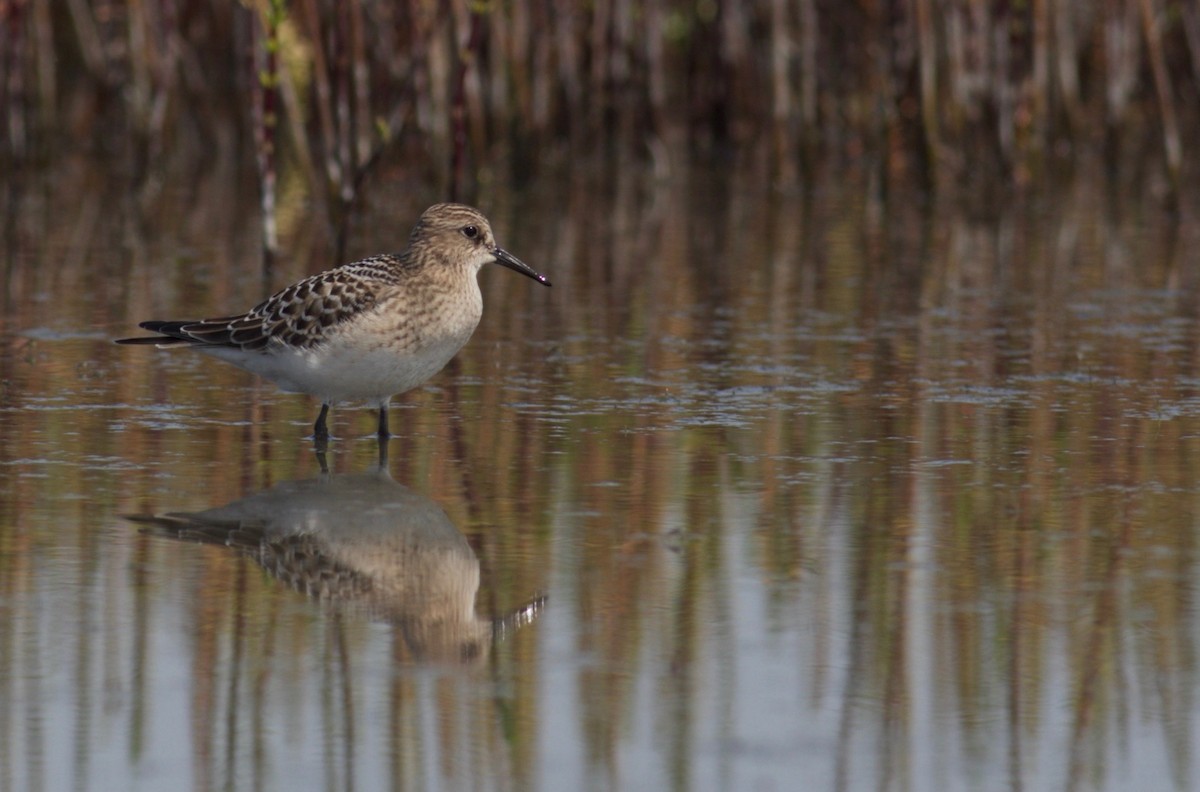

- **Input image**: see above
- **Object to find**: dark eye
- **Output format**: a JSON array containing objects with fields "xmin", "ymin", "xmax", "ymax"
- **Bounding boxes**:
[{"xmin": 461, "ymin": 225, "xmax": 479, "ymax": 240}]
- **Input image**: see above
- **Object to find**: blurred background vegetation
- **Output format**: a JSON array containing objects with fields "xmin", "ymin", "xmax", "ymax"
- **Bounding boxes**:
[
  {"xmin": 3, "ymin": 4, "xmax": 1200, "ymax": 789},
  {"xmin": 2, "ymin": 0, "xmax": 1196, "ymax": 212}
]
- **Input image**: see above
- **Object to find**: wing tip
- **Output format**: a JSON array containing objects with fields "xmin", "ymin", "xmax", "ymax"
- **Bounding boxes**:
[{"xmin": 117, "ymin": 318, "xmax": 232, "ymax": 346}]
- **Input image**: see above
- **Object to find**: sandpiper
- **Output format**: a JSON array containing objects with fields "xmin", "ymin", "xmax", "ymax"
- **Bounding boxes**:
[
  {"xmin": 117, "ymin": 203, "xmax": 550, "ymax": 439},
  {"xmin": 128, "ymin": 466, "xmax": 546, "ymax": 663}
]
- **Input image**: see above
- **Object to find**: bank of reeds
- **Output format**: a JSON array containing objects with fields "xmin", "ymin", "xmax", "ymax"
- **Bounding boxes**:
[{"xmin": 2, "ymin": 1, "xmax": 1197, "ymax": 196}]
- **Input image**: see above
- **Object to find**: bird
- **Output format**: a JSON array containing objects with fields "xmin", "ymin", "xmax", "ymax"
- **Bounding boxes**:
[
  {"xmin": 116, "ymin": 203, "xmax": 550, "ymax": 440},
  {"xmin": 128, "ymin": 465, "xmax": 546, "ymax": 663}
]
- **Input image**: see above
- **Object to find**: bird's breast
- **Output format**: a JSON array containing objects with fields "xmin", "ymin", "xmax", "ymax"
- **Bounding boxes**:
[
  {"xmin": 302, "ymin": 285, "xmax": 482, "ymax": 403},
  {"xmin": 379, "ymin": 282, "xmax": 482, "ymax": 354}
]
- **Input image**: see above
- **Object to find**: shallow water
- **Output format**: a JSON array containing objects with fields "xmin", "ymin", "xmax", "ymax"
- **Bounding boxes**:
[{"xmin": 2, "ymin": 159, "xmax": 1200, "ymax": 791}]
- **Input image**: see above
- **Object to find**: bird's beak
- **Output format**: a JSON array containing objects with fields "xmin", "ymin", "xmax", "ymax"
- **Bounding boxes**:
[{"xmin": 493, "ymin": 247, "xmax": 551, "ymax": 287}]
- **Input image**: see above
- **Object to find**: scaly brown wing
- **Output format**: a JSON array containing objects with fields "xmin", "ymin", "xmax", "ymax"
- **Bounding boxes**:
[{"xmin": 116, "ymin": 255, "xmax": 405, "ymax": 351}]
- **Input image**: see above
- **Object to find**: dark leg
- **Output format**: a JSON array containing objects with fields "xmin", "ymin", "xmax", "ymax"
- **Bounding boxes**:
[
  {"xmin": 377, "ymin": 405, "xmax": 390, "ymax": 438},
  {"xmin": 314, "ymin": 403, "xmax": 331, "ymax": 439}
]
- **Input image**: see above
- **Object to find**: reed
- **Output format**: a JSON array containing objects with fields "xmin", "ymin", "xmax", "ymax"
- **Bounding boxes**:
[
  {"xmin": 0, "ymin": 0, "xmax": 27, "ymax": 161},
  {"xmin": 1, "ymin": 0, "xmax": 1195, "ymax": 242},
  {"xmin": 252, "ymin": 0, "xmax": 286, "ymax": 273},
  {"xmin": 449, "ymin": 3, "xmax": 488, "ymax": 202}
]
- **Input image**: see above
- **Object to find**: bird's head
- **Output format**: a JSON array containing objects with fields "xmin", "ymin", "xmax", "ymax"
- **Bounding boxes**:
[{"xmin": 410, "ymin": 203, "xmax": 551, "ymax": 286}]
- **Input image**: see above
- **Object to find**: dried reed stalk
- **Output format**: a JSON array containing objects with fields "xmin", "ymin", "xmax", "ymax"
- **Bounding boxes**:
[
  {"xmin": 1, "ymin": 0, "xmax": 1195, "ymax": 203},
  {"xmin": 252, "ymin": 0, "xmax": 286, "ymax": 272},
  {"xmin": 449, "ymin": 3, "xmax": 487, "ymax": 202}
]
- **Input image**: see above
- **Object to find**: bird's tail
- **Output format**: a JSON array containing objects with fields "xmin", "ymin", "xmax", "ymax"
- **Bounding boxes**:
[
  {"xmin": 115, "ymin": 319, "xmax": 216, "ymax": 345},
  {"xmin": 114, "ymin": 335, "xmax": 193, "ymax": 345}
]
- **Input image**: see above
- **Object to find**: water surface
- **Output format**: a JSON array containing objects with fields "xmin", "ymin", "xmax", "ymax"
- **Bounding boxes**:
[{"xmin": 2, "ymin": 161, "xmax": 1199, "ymax": 791}]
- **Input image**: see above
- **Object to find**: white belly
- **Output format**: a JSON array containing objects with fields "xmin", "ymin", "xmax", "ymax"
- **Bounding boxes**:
[{"xmin": 201, "ymin": 302, "xmax": 481, "ymax": 407}]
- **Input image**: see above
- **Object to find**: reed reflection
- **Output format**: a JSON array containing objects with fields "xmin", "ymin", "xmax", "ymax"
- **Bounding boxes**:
[{"xmin": 128, "ymin": 450, "xmax": 544, "ymax": 665}]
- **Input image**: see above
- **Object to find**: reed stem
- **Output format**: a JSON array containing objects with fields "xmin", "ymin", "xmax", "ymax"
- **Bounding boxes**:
[{"xmin": 253, "ymin": 0, "xmax": 286, "ymax": 273}]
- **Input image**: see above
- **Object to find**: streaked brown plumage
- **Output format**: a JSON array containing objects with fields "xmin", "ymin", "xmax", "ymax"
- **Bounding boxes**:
[{"xmin": 117, "ymin": 203, "xmax": 550, "ymax": 439}]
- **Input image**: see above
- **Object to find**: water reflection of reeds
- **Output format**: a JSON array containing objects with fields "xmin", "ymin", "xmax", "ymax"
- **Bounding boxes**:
[{"xmin": 1, "ymin": 159, "xmax": 1199, "ymax": 787}]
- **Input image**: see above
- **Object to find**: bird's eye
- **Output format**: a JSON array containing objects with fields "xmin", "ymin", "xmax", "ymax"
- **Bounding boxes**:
[{"xmin": 461, "ymin": 225, "xmax": 479, "ymax": 240}]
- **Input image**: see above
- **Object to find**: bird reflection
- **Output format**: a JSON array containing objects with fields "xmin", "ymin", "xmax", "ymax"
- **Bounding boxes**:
[{"xmin": 129, "ymin": 454, "xmax": 543, "ymax": 664}]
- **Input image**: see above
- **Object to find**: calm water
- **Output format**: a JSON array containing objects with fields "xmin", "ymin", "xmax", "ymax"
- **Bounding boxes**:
[{"xmin": 2, "ymin": 158, "xmax": 1199, "ymax": 792}]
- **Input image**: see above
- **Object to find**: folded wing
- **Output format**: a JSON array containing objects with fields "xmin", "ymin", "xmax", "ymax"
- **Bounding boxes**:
[{"xmin": 115, "ymin": 263, "xmax": 391, "ymax": 351}]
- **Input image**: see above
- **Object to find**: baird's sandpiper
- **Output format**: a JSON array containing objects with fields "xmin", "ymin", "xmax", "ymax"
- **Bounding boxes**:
[{"xmin": 117, "ymin": 203, "xmax": 550, "ymax": 439}]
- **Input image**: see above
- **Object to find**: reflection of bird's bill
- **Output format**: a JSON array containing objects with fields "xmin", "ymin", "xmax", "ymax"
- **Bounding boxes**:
[
  {"xmin": 126, "ymin": 470, "xmax": 544, "ymax": 664},
  {"xmin": 494, "ymin": 594, "xmax": 548, "ymax": 641}
]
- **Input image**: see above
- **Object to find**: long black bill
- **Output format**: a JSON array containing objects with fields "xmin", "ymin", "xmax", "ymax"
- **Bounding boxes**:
[{"xmin": 493, "ymin": 247, "xmax": 551, "ymax": 287}]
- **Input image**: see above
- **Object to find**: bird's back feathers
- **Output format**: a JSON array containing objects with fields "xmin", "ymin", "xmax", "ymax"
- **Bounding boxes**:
[{"xmin": 115, "ymin": 255, "xmax": 408, "ymax": 351}]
